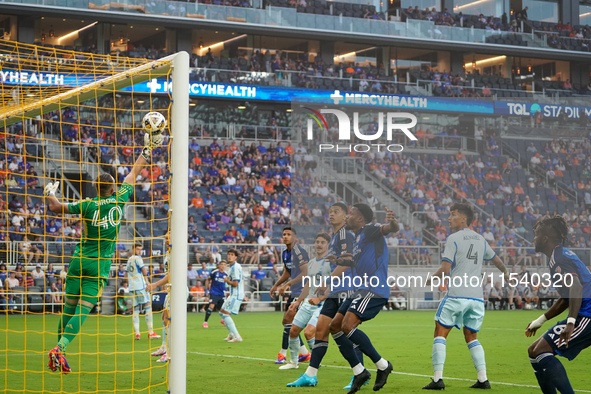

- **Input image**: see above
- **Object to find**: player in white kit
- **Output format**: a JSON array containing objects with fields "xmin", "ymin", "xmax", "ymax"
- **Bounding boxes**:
[
  {"xmin": 126, "ymin": 243, "xmax": 160, "ymax": 340},
  {"xmin": 279, "ymin": 233, "xmax": 332, "ymax": 370},
  {"xmin": 424, "ymin": 203, "xmax": 509, "ymax": 390}
]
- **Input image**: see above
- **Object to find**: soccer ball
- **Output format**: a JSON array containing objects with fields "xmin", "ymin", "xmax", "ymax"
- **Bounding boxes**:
[{"xmin": 142, "ymin": 112, "xmax": 167, "ymax": 136}]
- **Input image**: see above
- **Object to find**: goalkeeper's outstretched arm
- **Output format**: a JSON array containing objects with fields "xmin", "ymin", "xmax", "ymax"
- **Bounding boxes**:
[
  {"xmin": 45, "ymin": 181, "xmax": 71, "ymax": 215},
  {"xmin": 123, "ymin": 133, "xmax": 164, "ymax": 186}
]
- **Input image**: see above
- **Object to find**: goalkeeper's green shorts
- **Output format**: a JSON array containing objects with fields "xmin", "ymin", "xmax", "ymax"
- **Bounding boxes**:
[{"xmin": 64, "ymin": 256, "xmax": 110, "ymax": 301}]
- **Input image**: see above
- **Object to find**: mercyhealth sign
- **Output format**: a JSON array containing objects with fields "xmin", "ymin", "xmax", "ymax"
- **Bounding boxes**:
[{"xmin": 3, "ymin": 69, "xmax": 590, "ymax": 118}]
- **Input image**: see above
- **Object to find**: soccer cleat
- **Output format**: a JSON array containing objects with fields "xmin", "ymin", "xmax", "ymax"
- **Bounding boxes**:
[
  {"xmin": 279, "ymin": 361, "xmax": 299, "ymax": 370},
  {"xmin": 223, "ymin": 333, "xmax": 235, "ymax": 341},
  {"xmin": 373, "ymin": 360, "xmax": 393, "ymax": 391},
  {"xmin": 135, "ymin": 333, "xmax": 141, "ymax": 340},
  {"xmin": 221, "ymin": 319, "xmax": 226, "ymax": 326},
  {"xmin": 423, "ymin": 379, "xmax": 445, "ymax": 390},
  {"xmin": 203, "ymin": 322, "xmax": 209, "ymax": 328},
  {"xmin": 275, "ymin": 353, "xmax": 287, "ymax": 364},
  {"xmin": 228, "ymin": 336, "xmax": 243, "ymax": 342},
  {"xmin": 469, "ymin": 380, "xmax": 491, "ymax": 389},
  {"xmin": 287, "ymin": 373, "xmax": 318, "ymax": 387},
  {"xmin": 156, "ymin": 353, "xmax": 169, "ymax": 362},
  {"xmin": 344, "ymin": 377, "xmax": 370, "ymax": 390},
  {"xmin": 298, "ymin": 353, "xmax": 311, "ymax": 363},
  {"xmin": 151, "ymin": 347, "xmax": 167, "ymax": 357},
  {"xmin": 48, "ymin": 346, "xmax": 71, "ymax": 374},
  {"xmin": 348, "ymin": 369, "xmax": 371, "ymax": 394},
  {"xmin": 148, "ymin": 332, "xmax": 161, "ymax": 339}
]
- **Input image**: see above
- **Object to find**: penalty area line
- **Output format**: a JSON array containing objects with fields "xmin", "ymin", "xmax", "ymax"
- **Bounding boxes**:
[{"xmin": 189, "ymin": 351, "xmax": 591, "ymax": 392}]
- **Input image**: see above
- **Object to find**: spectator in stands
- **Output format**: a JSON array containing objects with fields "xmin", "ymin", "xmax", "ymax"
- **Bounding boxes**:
[
  {"xmin": 197, "ymin": 262, "xmax": 210, "ymax": 280},
  {"xmin": 5, "ymin": 271, "xmax": 19, "ymax": 290},
  {"xmin": 60, "ymin": 265, "xmax": 68, "ymax": 282},
  {"xmin": 32, "ymin": 264, "xmax": 45, "ymax": 280},
  {"xmin": 189, "ymin": 281, "xmax": 206, "ymax": 312},
  {"xmin": 117, "ymin": 280, "xmax": 131, "ymax": 315},
  {"xmin": 251, "ymin": 264, "xmax": 267, "ymax": 282},
  {"xmin": 0, "ymin": 264, "xmax": 7, "ymax": 283},
  {"xmin": 187, "ymin": 263, "xmax": 198, "ymax": 280},
  {"xmin": 116, "ymin": 264, "xmax": 126, "ymax": 280}
]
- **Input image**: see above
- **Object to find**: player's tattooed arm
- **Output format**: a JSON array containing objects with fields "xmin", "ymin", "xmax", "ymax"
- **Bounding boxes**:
[
  {"xmin": 525, "ymin": 297, "xmax": 568, "ymax": 337},
  {"xmin": 491, "ymin": 256, "xmax": 509, "ymax": 283},
  {"xmin": 270, "ymin": 270, "xmax": 290, "ymax": 296},
  {"xmin": 381, "ymin": 207, "xmax": 400, "ymax": 236},
  {"xmin": 325, "ymin": 255, "xmax": 354, "ymax": 267}
]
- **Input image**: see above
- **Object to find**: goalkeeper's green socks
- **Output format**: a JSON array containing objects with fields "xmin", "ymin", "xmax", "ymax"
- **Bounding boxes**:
[
  {"xmin": 57, "ymin": 303, "xmax": 77, "ymax": 343},
  {"xmin": 59, "ymin": 303, "xmax": 93, "ymax": 352}
]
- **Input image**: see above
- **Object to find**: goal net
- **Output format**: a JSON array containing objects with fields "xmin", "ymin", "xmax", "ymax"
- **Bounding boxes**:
[{"xmin": 0, "ymin": 40, "xmax": 188, "ymax": 393}]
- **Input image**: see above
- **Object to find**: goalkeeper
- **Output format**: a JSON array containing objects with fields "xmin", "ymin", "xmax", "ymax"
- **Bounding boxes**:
[{"xmin": 46, "ymin": 131, "xmax": 164, "ymax": 374}]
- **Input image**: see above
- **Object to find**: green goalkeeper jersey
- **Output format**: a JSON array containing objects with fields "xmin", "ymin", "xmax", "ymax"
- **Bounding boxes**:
[{"xmin": 67, "ymin": 183, "xmax": 134, "ymax": 259}]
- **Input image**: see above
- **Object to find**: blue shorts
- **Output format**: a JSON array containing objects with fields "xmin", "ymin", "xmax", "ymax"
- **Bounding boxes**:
[
  {"xmin": 209, "ymin": 294, "xmax": 225, "ymax": 309},
  {"xmin": 321, "ymin": 290, "xmax": 355, "ymax": 318},
  {"xmin": 338, "ymin": 289, "xmax": 387, "ymax": 322},
  {"xmin": 132, "ymin": 290, "xmax": 151, "ymax": 307},
  {"xmin": 435, "ymin": 297, "xmax": 485, "ymax": 332},
  {"xmin": 222, "ymin": 297, "xmax": 242, "ymax": 315},
  {"xmin": 543, "ymin": 316, "xmax": 591, "ymax": 361}
]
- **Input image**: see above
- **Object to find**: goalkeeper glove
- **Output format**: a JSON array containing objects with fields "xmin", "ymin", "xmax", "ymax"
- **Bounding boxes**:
[
  {"xmin": 141, "ymin": 133, "xmax": 165, "ymax": 161},
  {"xmin": 44, "ymin": 181, "xmax": 60, "ymax": 197}
]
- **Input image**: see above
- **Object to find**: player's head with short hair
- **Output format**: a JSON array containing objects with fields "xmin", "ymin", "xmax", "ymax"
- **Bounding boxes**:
[
  {"xmin": 282, "ymin": 226, "xmax": 295, "ymax": 246},
  {"xmin": 134, "ymin": 242, "xmax": 143, "ymax": 250},
  {"xmin": 227, "ymin": 248, "xmax": 240, "ymax": 264},
  {"xmin": 346, "ymin": 203, "xmax": 374, "ymax": 232},
  {"xmin": 218, "ymin": 260, "xmax": 227, "ymax": 271},
  {"xmin": 449, "ymin": 202, "xmax": 473, "ymax": 231},
  {"xmin": 94, "ymin": 173, "xmax": 115, "ymax": 197},
  {"xmin": 329, "ymin": 202, "xmax": 349, "ymax": 227},
  {"xmin": 314, "ymin": 232, "xmax": 330, "ymax": 258},
  {"xmin": 533, "ymin": 215, "xmax": 569, "ymax": 254}
]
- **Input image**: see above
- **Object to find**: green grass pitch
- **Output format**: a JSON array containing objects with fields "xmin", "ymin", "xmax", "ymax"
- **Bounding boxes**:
[{"xmin": 1, "ymin": 310, "xmax": 589, "ymax": 393}]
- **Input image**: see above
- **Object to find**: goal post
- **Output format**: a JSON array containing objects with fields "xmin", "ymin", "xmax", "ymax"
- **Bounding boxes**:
[
  {"xmin": 168, "ymin": 50, "xmax": 189, "ymax": 394},
  {"xmin": 0, "ymin": 40, "xmax": 189, "ymax": 393}
]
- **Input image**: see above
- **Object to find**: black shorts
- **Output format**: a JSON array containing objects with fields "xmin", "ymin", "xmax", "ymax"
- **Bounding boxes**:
[
  {"xmin": 321, "ymin": 291, "xmax": 355, "ymax": 318},
  {"xmin": 543, "ymin": 315, "xmax": 591, "ymax": 361},
  {"xmin": 286, "ymin": 294, "xmax": 300, "ymax": 310},
  {"xmin": 209, "ymin": 294, "xmax": 225, "ymax": 309},
  {"xmin": 338, "ymin": 289, "xmax": 387, "ymax": 322}
]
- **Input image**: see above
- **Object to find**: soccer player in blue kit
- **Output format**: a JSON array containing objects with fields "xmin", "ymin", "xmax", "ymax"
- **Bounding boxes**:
[
  {"xmin": 270, "ymin": 227, "xmax": 310, "ymax": 364},
  {"xmin": 203, "ymin": 260, "xmax": 228, "ymax": 328},
  {"xmin": 328, "ymin": 203, "xmax": 399, "ymax": 394},
  {"xmin": 526, "ymin": 215, "xmax": 591, "ymax": 394},
  {"xmin": 287, "ymin": 202, "xmax": 364, "ymax": 389}
]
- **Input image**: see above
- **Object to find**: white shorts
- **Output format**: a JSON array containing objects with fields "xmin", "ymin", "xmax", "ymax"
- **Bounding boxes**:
[
  {"xmin": 132, "ymin": 290, "xmax": 151, "ymax": 307},
  {"xmin": 435, "ymin": 296, "xmax": 485, "ymax": 332},
  {"xmin": 293, "ymin": 300, "xmax": 323, "ymax": 329},
  {"xmin": 222, "ymin": 297, "xmax": 242, "ymax": 315}
]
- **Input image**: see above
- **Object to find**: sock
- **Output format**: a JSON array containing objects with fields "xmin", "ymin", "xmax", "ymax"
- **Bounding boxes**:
[
  {"xmin": 58, "ymin": 303, "xmax": 92, "ymax": 353},
  {"xmin": 57, "ymin": 303, "xmax": 77, "ymax": 342},
  {"xmin": 133, "ymin": 305, "xmax": 140, "ymax": 334},
  {"xmin": 375, "ymin": 358, "xmax": 388, "ymax": 371},
  {"xmin": 144, "ymin": 304, "xmax": 153, "ymax": 333},
  {"xmin": 282, "ymin": 324, "xmax": 291, "ymax": 351},
  {"xmin": 347, "ymin": 328, "xmax": 381, "ymax": 364},
  {"xmin": 537, "ymin": 353, "xmax": 575, "ymax": 394},
  {"xmin": 354, "ymin": 344, "xmax": 365, "ymax": 366},
  {"xmin": 309, "ymin": 339, "xmax": 328, "ymax": 369},
  {"xmin": 352, "ymin": 363, "xmax": 365, "ymax": 375},
  {"xmin": 222, "ymin": 314, "xmax": 239, "ymax": 337},
  {"xmin": 299, "ymin": 341, "xmax": 308, "ymax": 355},
  {"xmin": 433, "ymin": 336, "xmax": 446, "ymax": 382},
  {"xmin": 530, "ymin": 357, "xmax": 557, "ymax": 394},
  {"xmin": 332, "ymin": 331, "xmax": 361, "ymax": 368},
  {"xmin": 205, "ymin": 307, "xmax": 212, "ymax": 322},
  {"xmin": 467, "ymin": 340, "xmax": 487, "ymax": 382},
  {"xmin": 161, "ymin": 323, "xmax": 168, "ymax": 351},
  {"xmin": 289, "ymin": 336, "xmax": 299, "ymax": 364},
  {"xmin": 305, "ymin": 366, "xmax": 318, "ymax": 377},
  {"xmin": 280, "ymin": 348, "xmax": 287, "ymax": 356},
  {"xmin": 307, "ymin": 338, "xmax": 315, "ymax": 351}
]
